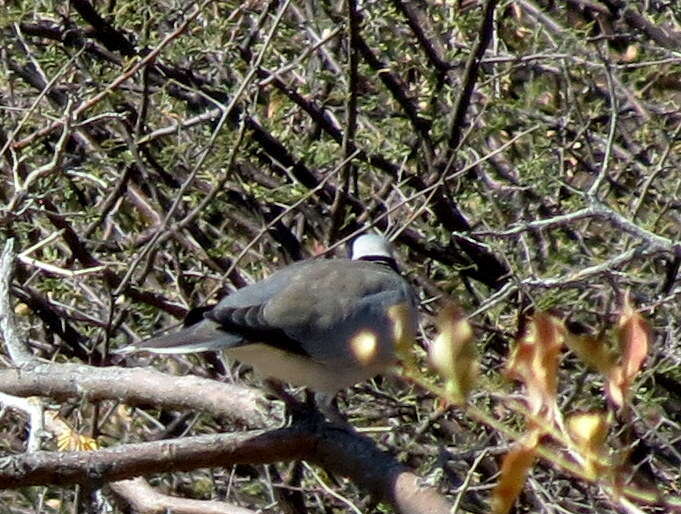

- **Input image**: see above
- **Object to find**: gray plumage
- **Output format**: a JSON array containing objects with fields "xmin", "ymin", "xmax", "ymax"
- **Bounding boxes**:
[{"xmin": 117, "ymin": 235, "xmax": 417, "ymax": 396}]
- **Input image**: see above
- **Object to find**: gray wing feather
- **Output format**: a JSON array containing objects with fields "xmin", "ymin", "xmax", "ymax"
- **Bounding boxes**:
[
  {"xmin": 117, "ymin": 260, "xmax": 320, "ymax": 355},
  {"xmin": 211, "ymin": 260, "xmax": 313, "ymax": 309},
  {"xmin": 119, "ymin": 258, "xmax": 415, "ymax": 360}
]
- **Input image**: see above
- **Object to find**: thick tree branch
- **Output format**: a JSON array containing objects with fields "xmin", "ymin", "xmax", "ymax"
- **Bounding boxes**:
[
  {"xmin": 0, "ymin": 363, "xmax": 268, "ymax": 429},
  {"xmin": 0, "ymin": 423, "xmax": 454, "ymax": 514}
]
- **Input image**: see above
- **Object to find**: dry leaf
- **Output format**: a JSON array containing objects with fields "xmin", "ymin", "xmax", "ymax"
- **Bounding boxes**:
[
  {"xmin": 607, "ymin": 292, "xmax": 650, "ymax": 408},
  {"xmin": 266, "ymin": 91, "xmax": 284, "ymax": 119},
  {"xmin": 565, "ymin": 332, "xmax": 616, "ymax": 376},
  {"xmin": 14, "ymin": 302, "xmax": 30, "ymax": 316},
  {"xmin": 389, "ymin": 303, "xmax": 417, "ymax": 368},
  {"xmin": 57, "ymin": 431, "xmax": 100, "ymax": 452},
  {"xmin": 618, "ymin": 292, "xmax": 649, "ymax": 384},
  {"xmin": 506, "ymin": 312, "xmax": 564, "ymax": 422},
  {"xmin": 429, "ymin": 303, "xmax": 478, "ymax": 404},
  {"xmin": 47, "ymin": 411, "xmax": 99, "ymax": 452},
  {"xmin": 491, "ymin": 431, "xmax": 539, "ymax": 514},
  {"xmin": 620, "ymin": 45, "xmax": 639, "ymax": 63},
  {"xmin": 567, "ymin": 411, "xmax": 609, "ymax": 479}
]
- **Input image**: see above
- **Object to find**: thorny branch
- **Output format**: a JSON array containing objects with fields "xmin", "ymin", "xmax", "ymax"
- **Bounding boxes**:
[{"xmin": 2, "ymin": 0, "xmax": 681, "ymax": 512}]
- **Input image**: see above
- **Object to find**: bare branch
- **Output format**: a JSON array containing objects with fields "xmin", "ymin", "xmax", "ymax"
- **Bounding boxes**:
[
  {"xmin": 0, "ymin": 423, "xmax": 454, "ymax": 514},
  {"xmin": 0, "ymin": 363, "xmax": 268, "ymax": 429},
  {"xmin": 0, "ymin": 240, "xmax": 34, "ymax": 366},
  {"xmin": 110, "ymin": 478, "xmax": 257, "ymax": 514}
]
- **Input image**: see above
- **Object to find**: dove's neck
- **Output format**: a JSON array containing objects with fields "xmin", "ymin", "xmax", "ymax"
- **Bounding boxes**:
[{"xmin": 357, "ymin": 255, "xmax": 399, "ymax": 273}]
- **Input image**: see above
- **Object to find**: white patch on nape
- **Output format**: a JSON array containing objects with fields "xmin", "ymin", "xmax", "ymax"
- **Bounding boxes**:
[{"xmin": 351, "ymin": 234, "xmax": 393, "ymax": 260}]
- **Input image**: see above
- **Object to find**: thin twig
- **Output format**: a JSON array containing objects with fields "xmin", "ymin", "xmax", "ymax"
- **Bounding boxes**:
[{"xmin": 11, "ymin": 1, "xmax": 211, "ymax": 151}]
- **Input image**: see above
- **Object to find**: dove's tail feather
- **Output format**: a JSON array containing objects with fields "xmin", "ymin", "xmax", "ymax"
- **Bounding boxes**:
[{"xmin": 112, "ymin": 321, "xmax": 241, "ymax": 355}]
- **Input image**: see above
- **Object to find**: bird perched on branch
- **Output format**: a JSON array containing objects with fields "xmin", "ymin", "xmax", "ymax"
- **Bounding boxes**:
[{"xmin": 116, "ymin": 234, "xmax": 417, "ymax": 410}]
